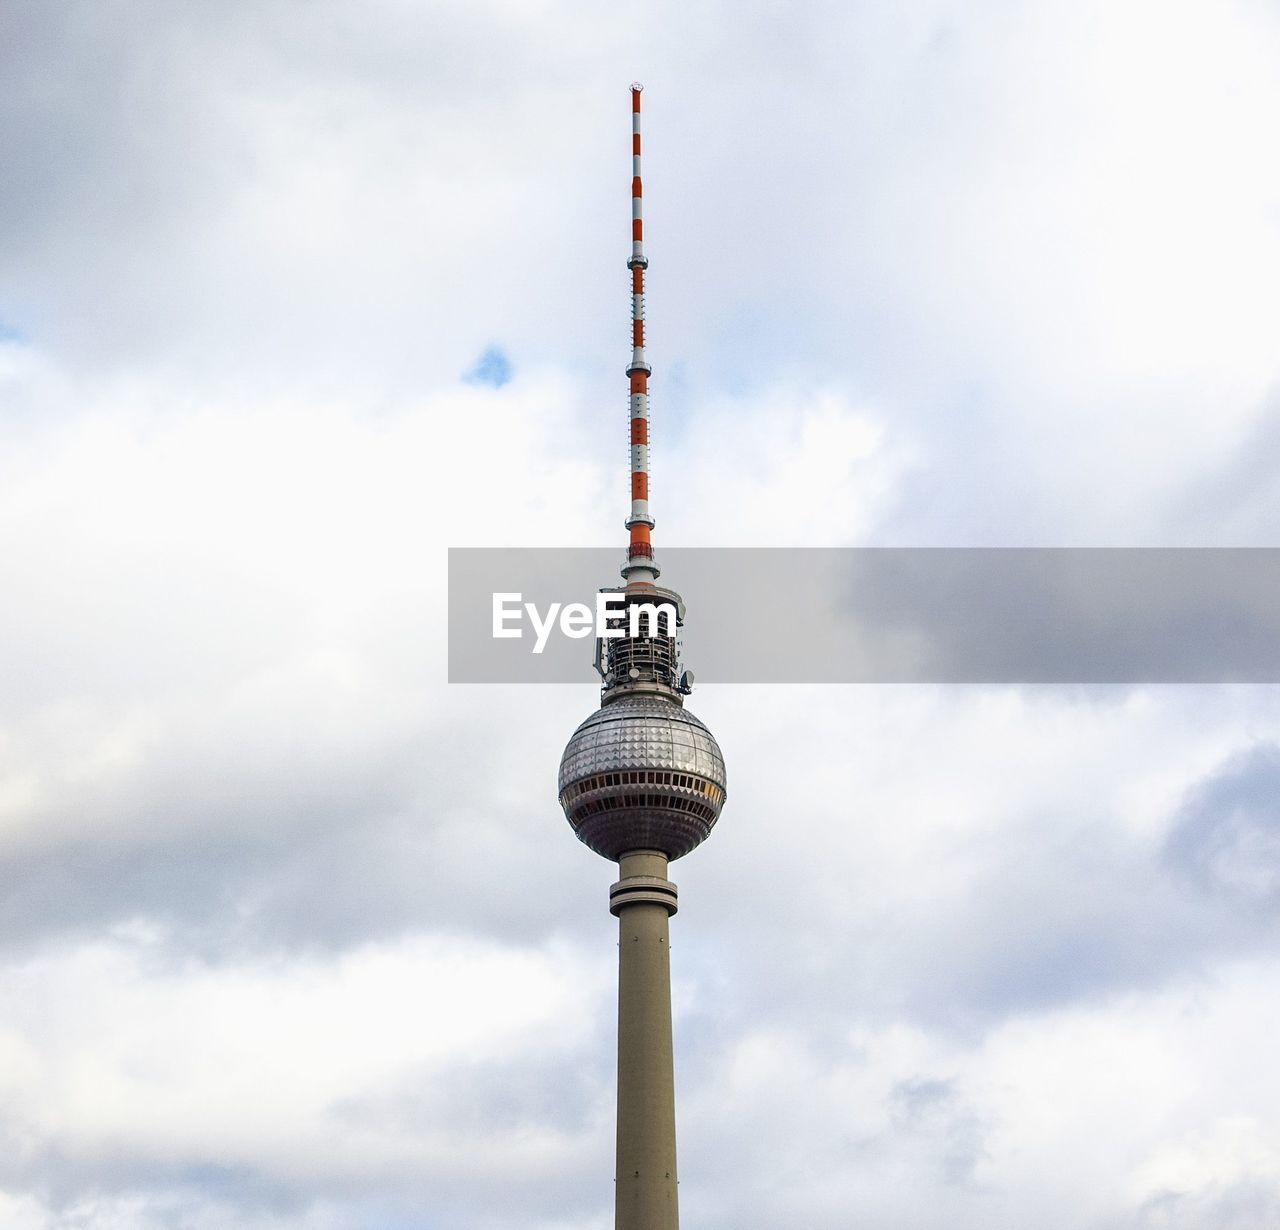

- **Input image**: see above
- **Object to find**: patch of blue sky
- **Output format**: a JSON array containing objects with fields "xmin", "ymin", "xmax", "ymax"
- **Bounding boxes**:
[{"xmin": 464, "ymin": 345, "xmax": 513, "ymax": 388}]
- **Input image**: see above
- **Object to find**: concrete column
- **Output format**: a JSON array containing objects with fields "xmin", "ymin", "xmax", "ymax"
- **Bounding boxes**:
[{"xmin": 610, "ymin": 849, "xmax": 679, "ymax": 1230}]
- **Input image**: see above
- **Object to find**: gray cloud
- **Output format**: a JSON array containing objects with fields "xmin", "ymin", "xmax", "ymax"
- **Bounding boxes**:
[
  {"xmin": 671, "ymin": 712, "xmax": 1280, "ymax": 1046},
  {"xmin": 1164, "ymin": 743, "xmax": 1280, "ymax": 910},
  {"xmin": 1171, "ymin": 392, "xmax": 1280, "ymax": 545},
  {"xmin": 0, "ymin": 692, "xmax": 604, "ymax": 957},
  {"xmin": 1129, "ymin": 1181, "xmax": 1280, "ymax": 1230}
]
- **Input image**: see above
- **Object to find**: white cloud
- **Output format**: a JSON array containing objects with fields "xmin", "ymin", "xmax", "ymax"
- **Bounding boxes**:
[{"xmin": 0, "ymin": 932, "xmax": 611, "ymax": 1210}]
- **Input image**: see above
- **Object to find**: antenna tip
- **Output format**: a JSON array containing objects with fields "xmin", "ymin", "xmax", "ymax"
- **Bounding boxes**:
[{"xmin": 630, "ymin": 81, "xmax": 644, "ymax": 93}]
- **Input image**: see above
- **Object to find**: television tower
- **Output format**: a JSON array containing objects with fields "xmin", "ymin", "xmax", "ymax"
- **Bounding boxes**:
[{"xmin": 559, "ymin": 84, "xmax": 727, "ymax": 1230}]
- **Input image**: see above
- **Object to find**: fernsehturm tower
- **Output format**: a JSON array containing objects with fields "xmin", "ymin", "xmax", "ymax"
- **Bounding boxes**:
[{"xmin": 558, "ymin": 84, "xmax": 727, "ymax": 1230}]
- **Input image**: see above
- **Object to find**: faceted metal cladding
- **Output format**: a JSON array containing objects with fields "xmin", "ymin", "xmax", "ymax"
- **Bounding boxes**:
[{"xmin": 559, "ymin": 693, "xmax": 727, "ymax": 860}]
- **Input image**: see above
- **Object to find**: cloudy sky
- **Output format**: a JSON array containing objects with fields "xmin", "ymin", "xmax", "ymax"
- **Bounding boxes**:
[{"xmin": 4, "ymin": 1, "xmax": 1280, "ymax": 1227}]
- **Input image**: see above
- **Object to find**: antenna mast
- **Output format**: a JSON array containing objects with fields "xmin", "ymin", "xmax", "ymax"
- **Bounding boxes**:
[{"xmin": 624, "ymin": 82, "xmax": 656, "ymax": 586}]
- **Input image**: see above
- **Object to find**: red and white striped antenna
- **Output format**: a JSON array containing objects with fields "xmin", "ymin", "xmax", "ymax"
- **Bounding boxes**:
[{"xmin": 623, "ymin": 82, "xmax": 657, "ymax": 587}]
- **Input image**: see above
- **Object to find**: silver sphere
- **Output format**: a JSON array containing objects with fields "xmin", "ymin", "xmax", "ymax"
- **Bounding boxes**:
[{"xmin": 559, "ymin": 694, "xmax": 726, "ymax": 861}]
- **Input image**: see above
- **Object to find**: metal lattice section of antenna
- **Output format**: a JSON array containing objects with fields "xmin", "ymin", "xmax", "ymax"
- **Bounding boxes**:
[{"xmin": 624, "ymin": 82, "xmax": 656, "ymax": 585}]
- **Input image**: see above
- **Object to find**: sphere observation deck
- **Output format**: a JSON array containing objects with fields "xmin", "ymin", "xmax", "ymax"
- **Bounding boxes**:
[{"xmin": 559, "ymin": 693, "xmax": 727, "ymax": 861}]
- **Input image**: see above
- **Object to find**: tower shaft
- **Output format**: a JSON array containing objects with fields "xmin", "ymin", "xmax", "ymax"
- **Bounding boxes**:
[{"xmin": 611, "ymin": 850, "xmax": 680, "ymax": 1230}]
